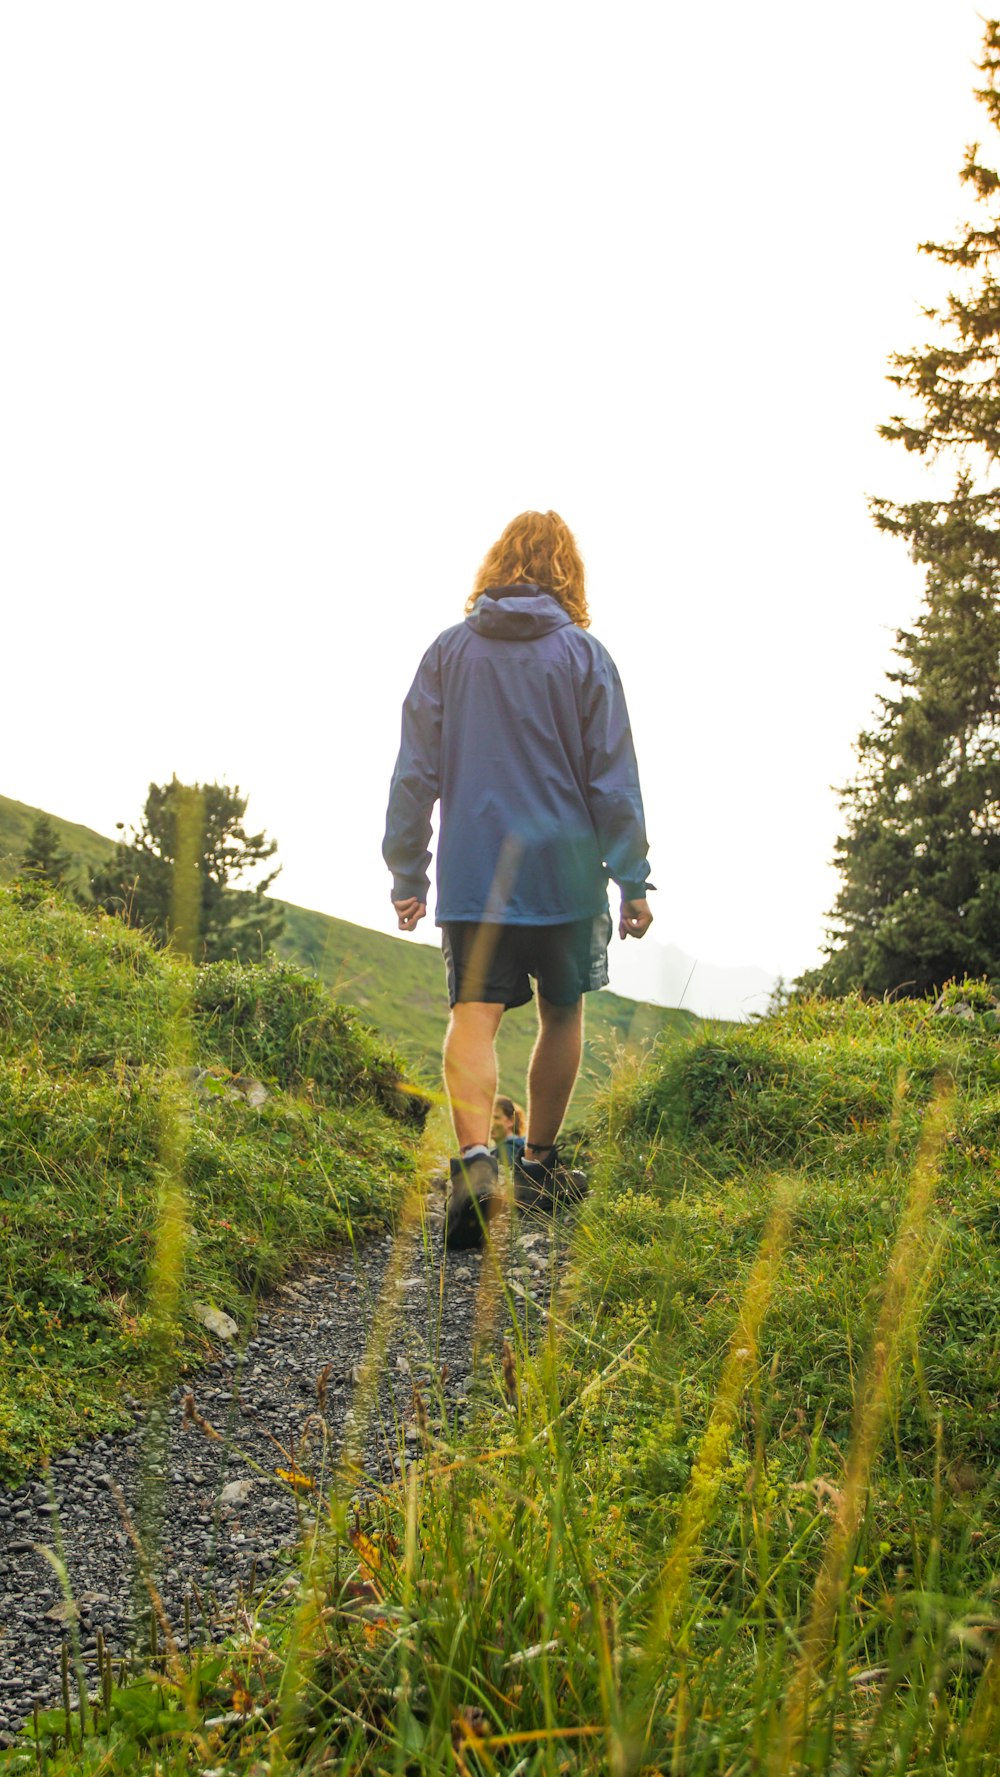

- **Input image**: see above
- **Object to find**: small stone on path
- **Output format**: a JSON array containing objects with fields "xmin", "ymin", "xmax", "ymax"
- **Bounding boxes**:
[{"xmin": 191, "ymin": 1303, "xmax": 240, "ymax": 1341}]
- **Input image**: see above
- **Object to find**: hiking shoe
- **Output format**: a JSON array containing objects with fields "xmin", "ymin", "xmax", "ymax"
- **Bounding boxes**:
[
  {"xmin": 445, "ymin": 1153, "xmax": 503, "ymax": 1249},
  {"xmin": 514, "ymin": 1147, "xmax": 588, "ymax": 1213}
]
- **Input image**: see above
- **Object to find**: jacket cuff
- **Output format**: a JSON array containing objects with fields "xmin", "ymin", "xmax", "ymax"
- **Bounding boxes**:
[
  {"xmin": 617, "ymin": 880, "xmax": 655, "ymax": 901},
  {"xmin": 390, "ymin": 876, "xmax": 428, "ymax": 904}
]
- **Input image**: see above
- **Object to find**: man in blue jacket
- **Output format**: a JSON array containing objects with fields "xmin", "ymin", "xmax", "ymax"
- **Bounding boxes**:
[{"xmin": 383, "ymin": 510, "xmax": 654, "ymax": 1247}]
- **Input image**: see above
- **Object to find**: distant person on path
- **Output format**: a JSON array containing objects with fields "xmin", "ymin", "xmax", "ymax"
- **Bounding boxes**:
[
  {"xmin": 491, "ymin": 1094, "xmax": 526, "ymax": 1167},
  {"xmin": 383, "ymin": 510, "xmax": 654, "ymax": 1247}
]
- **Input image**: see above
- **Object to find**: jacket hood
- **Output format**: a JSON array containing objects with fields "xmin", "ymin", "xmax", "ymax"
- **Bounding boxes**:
[{"xmin": 465, "ymin": 583, "xmax": 574, "ymax": 640}]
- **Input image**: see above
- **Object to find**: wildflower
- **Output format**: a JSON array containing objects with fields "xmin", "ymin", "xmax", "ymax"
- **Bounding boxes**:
[{"xmin": 275, "ymin": 1466, "xmax": 314, "ymax": 1491}]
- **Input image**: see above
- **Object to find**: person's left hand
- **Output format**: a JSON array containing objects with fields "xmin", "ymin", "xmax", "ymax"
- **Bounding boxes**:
[
  {"xmin": 619, "ymin": 898, "xmax": 653, "ymax": 940},
  {"xmin": 394, "ymin": 897, "xmax": 427, "ymax": 933}
]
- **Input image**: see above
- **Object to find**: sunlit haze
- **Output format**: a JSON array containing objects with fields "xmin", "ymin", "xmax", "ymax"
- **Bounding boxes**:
[{"xmin": 0, "ymin": 2, "xmax": 987, "ymax": 1012}]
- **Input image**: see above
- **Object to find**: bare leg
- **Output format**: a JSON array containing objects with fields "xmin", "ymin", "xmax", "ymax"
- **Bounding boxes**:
[
  {"xmin": 443, "ymin": 1000, "xmax": 505, "ymax": 1149},
  {"xmin": 525, "ymin": 995, "xmax": 583, "ymax": 1153}
]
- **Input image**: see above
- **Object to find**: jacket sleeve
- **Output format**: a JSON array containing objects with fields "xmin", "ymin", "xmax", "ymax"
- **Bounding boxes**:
[
  {"xmin": 582, "ymin": 651, "xmax": 654, "ymax": 900},
  {"xmin": 382, "ymin": 644, "xmax": 443, "ymax": 904}
]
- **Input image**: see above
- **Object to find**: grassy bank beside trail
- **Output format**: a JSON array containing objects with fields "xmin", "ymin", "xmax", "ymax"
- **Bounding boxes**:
[
  {"xmin": 0, "ymin": 884, "xmax": 426, "ymax": 1486},
  {"xmin": 287, "ymin": 998, "xmax": 997, "ymax": 1776},
  {"xmin": 6, "ymin": 992, "xmax": 997, "ymax": 1775}
]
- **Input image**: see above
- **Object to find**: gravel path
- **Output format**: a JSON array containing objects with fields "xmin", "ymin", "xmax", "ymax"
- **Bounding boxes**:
[{"xmin": 0, "ymin": 1194, "xmax": 568, "ymax": 1742}]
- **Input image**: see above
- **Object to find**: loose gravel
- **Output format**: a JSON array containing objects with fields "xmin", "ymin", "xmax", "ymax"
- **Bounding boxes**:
[{"xmin": 0, "ymin": 1194, "xmax": 570, "ymax": 1742}]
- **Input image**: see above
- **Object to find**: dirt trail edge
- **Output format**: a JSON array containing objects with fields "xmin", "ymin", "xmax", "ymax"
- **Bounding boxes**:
[{"xmin": 0, "ymin": 1193, "xmax": 567, "ymax": 1739}]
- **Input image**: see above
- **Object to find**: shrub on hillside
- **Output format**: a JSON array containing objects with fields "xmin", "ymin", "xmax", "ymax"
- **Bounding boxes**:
[
  {"xmin": 193, "ymin": 958, "xmax": 430, "ymax": 1126},
  {"xmin": 0, "ymin": 883, "xmax": 428, "ymax": 1126},
  {"xmin": 0, "ymin": 884, "xmax": 175, "ymax": 1069},
  {"xmin": 622, "ymin": 995, "xmax": 998, "ymax": 1173}
]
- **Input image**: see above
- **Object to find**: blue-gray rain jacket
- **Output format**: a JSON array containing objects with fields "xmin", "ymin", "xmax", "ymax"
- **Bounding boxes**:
[{"xmin": 383, "ymin": 584, "xmax": 653, "ymax": 925}]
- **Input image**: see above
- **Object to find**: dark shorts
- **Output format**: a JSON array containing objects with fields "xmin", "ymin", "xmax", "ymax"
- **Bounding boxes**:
[{"xmin": 441, "ymin": 914, "xmax": 613, "ymax": 1010}]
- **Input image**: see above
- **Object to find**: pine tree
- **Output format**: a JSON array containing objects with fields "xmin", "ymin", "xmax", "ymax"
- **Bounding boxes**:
[
  {"xmin": 21, "ymin": 814, "xmax": 74, "ymax": 889},
  {"xmin": 92, "ymin": 779, "xmax": 285, "ymax": 962},
  {"xmin": 808, "ymin": 24, "xmax": 1000, "ymax": 998}
]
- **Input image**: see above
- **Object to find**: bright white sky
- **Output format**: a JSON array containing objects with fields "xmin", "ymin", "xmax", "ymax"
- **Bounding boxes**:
[{"xmin": 0, "ymin": 1, "xmax": 989, "ymax": 992}]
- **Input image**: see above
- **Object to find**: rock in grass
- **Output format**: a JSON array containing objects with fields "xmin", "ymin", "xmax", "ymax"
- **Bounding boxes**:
[
  {"xmin": 192, "ymin": 1303, "xmax": 240, "ymax": 1342},
  {"xmin": 44, "ymin": 1600, "xmax": 78, "ymax": 1623},
  {"xmin": 219, "ymin": 1480, "xmax": 254, "ymax": 1507}
]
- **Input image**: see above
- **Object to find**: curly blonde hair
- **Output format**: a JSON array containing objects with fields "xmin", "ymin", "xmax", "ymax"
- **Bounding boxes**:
[{"xmin": 467, "ymin": 510, "xmax": 589, "ymax": 628}]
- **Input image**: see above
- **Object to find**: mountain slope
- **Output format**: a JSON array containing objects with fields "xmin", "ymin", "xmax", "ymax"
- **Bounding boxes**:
[
  {"xmin": 0, "ymin": 792, "xmax": 700, "ymax": 1109},
  {"xmin": 0, "ymin": 793, "xmax": 116, "ymax": 886}
]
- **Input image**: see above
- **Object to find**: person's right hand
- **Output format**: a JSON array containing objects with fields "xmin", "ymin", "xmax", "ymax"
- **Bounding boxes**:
[
  {"xmin": 394, "ymin": 897, "xmax": 427, "ymax": 933},
  {"xmin": 619, "ymin": 898, "xmax": 653, "ymax": 940}
]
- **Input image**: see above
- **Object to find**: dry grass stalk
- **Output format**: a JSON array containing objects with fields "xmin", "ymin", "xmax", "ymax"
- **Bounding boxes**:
[
  {"xmin": 109, "ymin": 1482, "xmax": 182, "ymax": 1677},
  {"xmin": 768, "ymin": 1077, "xmax": 955, "ymax": 1775},
  {"xmin": 181, "ymin": 1389, "xmax": 222, "ymax": 1441},
  {"xmin": 648, "ymin": 1179, "xmax": 798, "ymax": 1656}
]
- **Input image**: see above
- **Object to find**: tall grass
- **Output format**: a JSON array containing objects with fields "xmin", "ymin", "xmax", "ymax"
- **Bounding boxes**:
[
  {"xmin": 1, "ymin": 956, "xmax": 997, "ymax": 1773},
  {"xmin": 260, "ymin": 996, "xmax": 998, "ymax": 1775}
]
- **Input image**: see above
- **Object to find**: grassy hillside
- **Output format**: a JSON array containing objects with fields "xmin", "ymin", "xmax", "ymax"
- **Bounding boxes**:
[
  {"xmin": 0, "ymin": 883, "xmax": 425, "ymax": 1484},
  {"xmin": 7, "ymin": 992, "xmax": 997, "ymax": 1774},
  {"xmin": 0, "ymin": 792, "xmax": 115, "ymax": 889},
  {"xmin": 0, "ymin": 791, "xmax": 700, "ymax": 1110}
]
